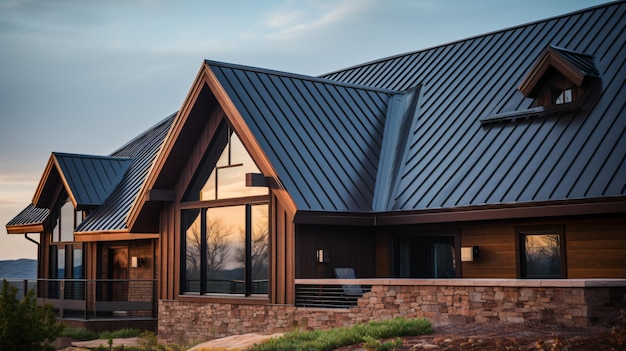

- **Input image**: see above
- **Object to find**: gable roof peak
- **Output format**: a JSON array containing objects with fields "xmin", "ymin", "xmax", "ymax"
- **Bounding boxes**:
[
  {"xmin": 518, "ymin": 44, "xmax": 600, "ymax": 98},
  {"xmin": 32, "ymin": 152, "xmax": 132, "ymax": 210},
  {"xmin": 204, "ymin": 59, "xmax": 400, "ymax": 96}
]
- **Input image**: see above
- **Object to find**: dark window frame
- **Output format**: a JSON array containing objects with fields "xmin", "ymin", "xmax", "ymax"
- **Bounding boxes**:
[{"xmin": 515, "ymin": 225, "xmax": 567, "ymax": 279}]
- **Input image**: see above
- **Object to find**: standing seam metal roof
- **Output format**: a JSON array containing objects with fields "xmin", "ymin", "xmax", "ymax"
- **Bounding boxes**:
[
  {"xmin": 76, "ymin": 113, "xmax": 175, "ymax": 232},
  {"xmin": 206, "ymin": 61, "xmax": 394, "ymax": 212},
  {"xmin": 52, "ymin": 153, "xmax": 132, "ymax": 208},
  {"xmin": 321, "ymin": 1, "xmax": 625, "ymax": 211}
]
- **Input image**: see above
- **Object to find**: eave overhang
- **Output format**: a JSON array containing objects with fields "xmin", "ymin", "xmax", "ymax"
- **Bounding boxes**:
[
  {"xmin": 294, "ymin": 197, "xmax": 626, "ymax": 226},
  {"xmin": 6, "ymin": 223, "xmax": 45, "ymax": 235}
]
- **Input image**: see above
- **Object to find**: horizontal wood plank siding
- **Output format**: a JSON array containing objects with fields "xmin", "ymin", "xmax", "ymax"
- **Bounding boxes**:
[
  {"xmin": 460, "ymin": 223, "xmax": 516, "ymax": 278},
  {"xmin": 566, "ymin": 218, "xmax": 626, "ymax": 278}
]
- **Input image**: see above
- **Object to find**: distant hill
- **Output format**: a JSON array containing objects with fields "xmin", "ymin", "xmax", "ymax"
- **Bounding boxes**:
[{"xmin": 0, "ymin": 259, "xmax": 37, "ymax": 279}]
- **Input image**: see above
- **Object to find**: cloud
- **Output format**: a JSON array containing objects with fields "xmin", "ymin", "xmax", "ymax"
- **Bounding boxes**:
[{"xmin": 260, "ymin": 0, "xmax": 375, "ymax": 40}]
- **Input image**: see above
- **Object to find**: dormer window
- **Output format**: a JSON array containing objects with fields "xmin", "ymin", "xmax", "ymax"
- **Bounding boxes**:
[
  {"xmin": 553, "ymin": 88, "xmax": 572, "ymax": 105},
  {"xmin": 481, "ymin": 45, "xmax": 600, "ymax": 125},
  {"xmin": 518, "ymin": 45, "xmax": 599, "ymax": 108}
]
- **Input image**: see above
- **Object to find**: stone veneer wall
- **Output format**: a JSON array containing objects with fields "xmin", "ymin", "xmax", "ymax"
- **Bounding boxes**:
[{"xmin": 158, "ymin": 280, "xmax": 626, "ymax": 343}]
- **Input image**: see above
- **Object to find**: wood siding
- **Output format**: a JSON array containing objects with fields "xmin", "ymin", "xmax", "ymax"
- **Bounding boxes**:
[
  {"xmin": 294, "ymin": 214, "xmax": 625, "ymax": 281},
  {"xmin": 295, "ymin": 225, "xmax": 375, "ymax": 279}
]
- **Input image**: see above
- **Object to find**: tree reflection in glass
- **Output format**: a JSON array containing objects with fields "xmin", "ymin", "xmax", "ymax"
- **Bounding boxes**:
[{"xmin": 524, "ymin": 234, "xmax": 561, "ymax": 277}]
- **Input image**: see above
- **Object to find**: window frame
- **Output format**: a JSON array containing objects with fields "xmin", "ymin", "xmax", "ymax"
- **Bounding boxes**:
[
  {"xmin": 516, "ymin": 225, "xmax": 567, "ymax": 279},
  {"xmin": 180, "ymin": 199, "xmax": 269, "ymax": 297},
  {"xmin": 179, "ymin": 122, "xmax": 270, "ymax": 298}
]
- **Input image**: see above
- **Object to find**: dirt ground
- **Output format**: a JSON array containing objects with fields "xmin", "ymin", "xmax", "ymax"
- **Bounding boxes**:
[{"xmin": 337, "ymin": 322, "xmax": 623, "ymax": 351}]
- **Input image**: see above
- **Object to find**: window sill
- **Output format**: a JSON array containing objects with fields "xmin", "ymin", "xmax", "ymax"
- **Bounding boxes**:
[{"xmin": 480, "ymin": 102, "xmax": 581, "ymax": 125}]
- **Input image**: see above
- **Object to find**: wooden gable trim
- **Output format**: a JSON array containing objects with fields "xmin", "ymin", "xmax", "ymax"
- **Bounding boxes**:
[
  {"xmin": 518, "ymin": 46, "xmax": 593, "ymax": 98},
  {"xmin": 127, "ymin": 62, "xmax": 298, "ymax": 230},
  {"xmin": 126, "ymin": 64, "xmax": 208, "ymax": 230},
  {"xmin": 202, "ymin": 62, "xmax": 298, "ymax": 215},
  {"xmin": 32, "ymin": 154, "xmax": 60, "ymax": 209}
]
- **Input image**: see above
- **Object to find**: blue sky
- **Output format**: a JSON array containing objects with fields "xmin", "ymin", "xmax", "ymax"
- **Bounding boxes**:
[{"xmin": 0, "ymin": 0, "xmax": 608, "ymax": 260}]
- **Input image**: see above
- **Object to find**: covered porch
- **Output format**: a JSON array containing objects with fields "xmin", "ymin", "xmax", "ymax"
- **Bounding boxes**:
[{"xmin": 6, "ymin": 278, "xmax": 157, "ymax": 332}]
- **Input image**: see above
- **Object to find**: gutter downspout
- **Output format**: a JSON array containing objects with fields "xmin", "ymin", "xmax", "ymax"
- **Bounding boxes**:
[{"xmin": 25, "ymin": 233, "xmax": 39, "ymax": 246}]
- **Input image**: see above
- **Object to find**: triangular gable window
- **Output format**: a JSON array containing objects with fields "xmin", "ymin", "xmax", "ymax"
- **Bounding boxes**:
[
  {"xmin": 51, "ymin": 190, "xmax": 85, "ymax": 243},
  {"xmin": 181, "ymin": 122, "xmax": 269, "ymax": 297},
  {"xmin": 184, "ymin": 123, "xmax": 268, "ymax": 202}
]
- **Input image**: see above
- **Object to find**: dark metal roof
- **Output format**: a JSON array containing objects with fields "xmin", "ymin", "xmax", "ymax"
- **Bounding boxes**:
[
  {"xmin": 53, "ymin": 153, "xmax": 132, "ymax": 208},
  {"xmin": 207, "ymin": 61, "xmax": 394, "ymax": 212},
  {"xmin": 76, "ymin": 113, "xmax": 175, "ymax": 232},
  {"xmin": 321, "ymin": 1, "xmax": 626, "ymax": 212},
  {"xmin": 5, "ymin": 204, "xmax": 49, "ymax": 228},
  {"xmin": 6, "ymin": 114, "xmax": 175, "ymax": 233},
  {"xmin": 551, "ymin": 45, "xmax": 600, "ymax": 77}
]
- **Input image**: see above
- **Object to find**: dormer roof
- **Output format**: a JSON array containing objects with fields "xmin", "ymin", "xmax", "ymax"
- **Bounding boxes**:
[
  {"xmin": 32, "ymin": 153, "xmax": 132, "ymax": 210},
  {"xmin": 518, "ymin": 45, "xmax": 600, "ymax": 98}
]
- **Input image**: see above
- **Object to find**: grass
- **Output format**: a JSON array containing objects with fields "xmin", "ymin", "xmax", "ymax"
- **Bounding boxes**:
[
  {"xmin": 251, "ymin": 317, "xmax": 432, "ymax": 351},
  {"xmin": 59, "ymin": 327, "xmax": 142, "ymax": 341}
]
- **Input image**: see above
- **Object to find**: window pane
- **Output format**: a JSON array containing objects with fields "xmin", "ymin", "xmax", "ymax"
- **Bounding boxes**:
[
  {"xmin": 57, "ymin": 248, "xmax": 66, "ymax": 279},
  {"xmin": 251, "ymin": 205, "xmax": 269, "ymax": 294},
  {"xmin": 60, "ymin": 200, "xmax": 74, "ymax": 242},
  {"xmin": 200, "ymin": 169, "xmax": 217, "ymax": 201},
  {"xmin": 182, "ymin": 209, "xmax": 201, "ymax": 293},
  {"xmin": 73, "ymin": 248, "xmax": 83, "ymax": 278},
  {"xmin": 524, "ymin": 234, "xmax": 561, "ymax": 277},
  {"xmin": 206, "ymin": 206, "xmax": 245, "ymax": 294}
]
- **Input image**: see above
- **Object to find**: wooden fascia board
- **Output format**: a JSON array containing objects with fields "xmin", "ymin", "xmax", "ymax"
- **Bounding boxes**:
[
  {"xmin": 125, "ymin": 64, "xmax": 209, "ymax": 230},
  {"xmin": 518, "ymin": 47, "xmax": 586, "ymax": 97},
  {"xmin": 74, "ymin": 231, "xmax": 159, "ymax": 242},
  {"xmin": 6, "ymin": 223, "xmax": 44, "ymax": 234},
  {"xmin": 374, "ymin": 200, "xmax": 626, "ymax": 226},
  {"xmin": 518, "ymin": 49, "xmax": 551, "ymax": 97},
  {"xmin": 294, "ymin": 199, "xmax": 626, "ymax": 226},
  {"xmin": 546, "ymin": 47, "xmax": 586, "ymax": 86},
  {"xmin": 51, "ymin": 154, "xmax": 80, "ymax": 208},
  {"xmin": 202, "ymin": 63, "xmax": 298, "ymax": 215},
  {"xmin": 32, "ymin": 154, "xmax": 58, "ymax": 208}
]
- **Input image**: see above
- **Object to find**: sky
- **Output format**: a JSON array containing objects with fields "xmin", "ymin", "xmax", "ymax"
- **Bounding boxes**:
[{"xmin": 0, "ymin": 0, "xmax": 610, "ymax": 260}]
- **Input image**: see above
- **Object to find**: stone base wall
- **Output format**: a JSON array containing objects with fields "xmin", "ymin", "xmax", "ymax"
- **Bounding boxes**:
[{"xmin": 158, "ymin": 282, "xmax": 626, "ymax": 343}]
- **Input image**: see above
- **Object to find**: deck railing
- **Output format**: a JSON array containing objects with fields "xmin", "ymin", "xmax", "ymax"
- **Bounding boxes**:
[
  {"xmin": 3, "ymin": 279, "xmax": 157, "ymax": 320},
  {"xmin": 295, "ymin": 279, "xmax": 372, "ymax": 308}
]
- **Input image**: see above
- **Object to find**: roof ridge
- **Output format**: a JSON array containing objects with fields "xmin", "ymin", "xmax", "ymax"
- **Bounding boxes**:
[
  {"xmin": 204, "ymin": 59, "xmax": 401, "ymax": 95},
  {"xmin": 320, "ymin": 1, "xmax": 618, "ymax": 77},
  {"xmin": 52, "ymin": 152, "xmax": 130, "ymax": 160},
  {"xmin": 110, "ymin": 112, "xmax": 177, "ymax": 156}
]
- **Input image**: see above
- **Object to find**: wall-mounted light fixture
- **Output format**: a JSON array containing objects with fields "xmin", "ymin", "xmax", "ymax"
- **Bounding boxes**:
[
  {"xmin": 131, "ymin": 256, "xmax": 147, "ymax": 268},
  {"xmin": 316, "ymin": 249, "xmax": 330, "ymax": 263},
  {"xmin": 461, "ymin": 246, "xmax": 480, "ymax": 262}
]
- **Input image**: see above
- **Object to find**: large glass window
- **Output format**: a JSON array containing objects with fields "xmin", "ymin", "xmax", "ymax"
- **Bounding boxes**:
[
  {"xmin": 392, "ymin": 235, "xmax": 458, "ymax": 278},
  {"xmin": 181, "ymin": 124, "xmax": 269, "ymax": 296},
  {"xmin": 518, "ymin": 226, "xmax": 566, "ymax": 278},
  {"xmin": 52, "ymin": 197, "xmax": 84, "ymax": 243}
]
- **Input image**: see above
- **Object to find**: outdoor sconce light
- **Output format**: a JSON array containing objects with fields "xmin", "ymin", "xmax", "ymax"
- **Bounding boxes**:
[
  {"xmin": 131, "ymin": 256, "xmax": 147, "ymax": 268},
  {"xmin": 461, "ymin": 246, "xmax": 480, "ymax": 262},
  {"xmin": 316, "ymin": 249, "xmax": 330, "ymax": 263}
]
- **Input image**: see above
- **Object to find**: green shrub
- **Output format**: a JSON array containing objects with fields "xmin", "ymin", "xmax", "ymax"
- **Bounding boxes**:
[
  {"xmin": 0, "ymin": 279, "xmax": 65, "ymax": 351},
  {"xmin": 252, "ymin": 317, "xmax": 431, "ymax": 351}
]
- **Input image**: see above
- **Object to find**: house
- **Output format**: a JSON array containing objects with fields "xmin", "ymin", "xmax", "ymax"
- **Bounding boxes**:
[{"xmin": 6, "ymin": 1, "xmax": 626, "ymax": 341}]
